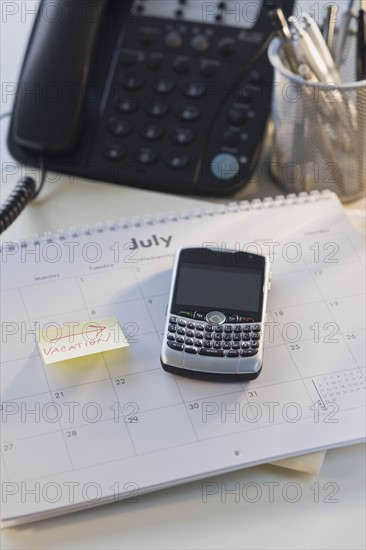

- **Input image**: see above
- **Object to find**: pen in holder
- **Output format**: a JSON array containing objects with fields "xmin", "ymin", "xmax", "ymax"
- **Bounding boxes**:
[{"xmin": 268, "ymin": 36, "xmax": 366, "ymax": 203}]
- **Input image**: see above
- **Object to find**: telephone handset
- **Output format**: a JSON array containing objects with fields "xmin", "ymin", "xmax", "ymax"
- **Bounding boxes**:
[{"xmin": 8, "ymin": 0, "xmax": 294, "ymax": 196}]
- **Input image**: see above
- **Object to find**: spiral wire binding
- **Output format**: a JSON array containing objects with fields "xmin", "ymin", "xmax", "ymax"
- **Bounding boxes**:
[{"xmin": 0, "ymin": 190, "xmax": 334, "ymax": 253}]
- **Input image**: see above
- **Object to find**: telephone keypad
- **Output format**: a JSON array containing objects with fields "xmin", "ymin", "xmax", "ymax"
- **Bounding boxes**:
[{"xmin": 168, "ymin": 316, "xmax": 262, "ymax": 357}]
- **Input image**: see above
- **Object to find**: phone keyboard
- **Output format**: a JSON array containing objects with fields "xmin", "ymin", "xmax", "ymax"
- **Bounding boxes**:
[
  {"xmin": 167, "ymin": 316, "xmax": 261, "ymax": 358},
  {"xmin": 91, "ymin": 12, "xmax": 276, "ymax": 195}
]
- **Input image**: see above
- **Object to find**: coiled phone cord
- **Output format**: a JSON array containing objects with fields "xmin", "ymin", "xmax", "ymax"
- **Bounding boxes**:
[{"xmin": 0, "ymin": 112, "xmax": 46, "ymax": 234}]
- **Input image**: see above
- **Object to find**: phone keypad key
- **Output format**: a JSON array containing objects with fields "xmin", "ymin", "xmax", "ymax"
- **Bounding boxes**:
[
  {"xmin": 205, "ymin": 325, "xmax": 214, "ymax": 333},
  {"xmin": 251, "ymin": 341, "xmax": 259, "ymax": 349},
  {"xmin": 140, "ymin": 123, "xmax": 164, "ymax": 141},
  {"xmin": 187, "ymin": 321, "xmax": 195, "ymax": 329},
  {"xmin": 169, "ymin": 317, "xmax": 177, "ymax": 324},
  {"xmin": 176, "ymin": 104, "xmax": 201, "ymax": 121},
  {"xmin": 134, "ymin": 147, "xmax": 158, "ymax": 165},
  {"xmin": 194, "ymin": 340, "xmax": 203, "ymax": 348},
  {"xmin": 240, "ymin": 349, "xmax": 258, "ymax": 357},
  {"xmin": 214, "ymin": 326, "xmax": 223, "ymax": 333},
  {"xmin": 213, "ymin": 342, "xmax": 222, "ymax": 349},
  {"xmin": 173, "ymin": 56, "xmax": 190, "ymax": 74},
  {"xmin": 105, "ymin": 144, "xmax": 127, "ymax": 161},
  {"xmin": 168, "ymin": 325, "xmax": 176, "ymax": 333},
  {"xmin": 226, "ymin": 350, "xmax": 239, "ymax": 358},
  {"xmin": 171, "ymin": 127, "xmax": 195, "ymax": 145},
  {"xmin": 122, "ymin": 74, "xmax": 145, "ymax": 91},
  {"xmin": 199, "ymin": 348, "xmax": 224, "ymax": 357},
  {"xmin": 186, "ymin": 330, "xmax": 195, "ymax": 338},
  {"xmin": 185, "ymin": 347, "xmax": 197, "ymax": 354},
  {"xmin": 178, "ymin": 319, "xmax": 187, "ymax": 327},
  {"xmin": 146, "ymin": 100, "xmax": 170, "ymax": 117},
  {"xmin": 168, "ymin": 341, "xmax": 184, "ymax": 352},
  {"xmin": 109, "ymin": 118, "xmax": 133, "ymax": 137},
  {"xmin": 252, "ymin": 324, "xmax": 261, "ymax": 332},
  {"xmin": 116, "ymin": 96, "xmax": 139, "ymax": 113},
  {"xmin": 164, "ymin": 150, "xmax": 190, "ymax": 169},
  {"xmin": 177, "ymin": 327, "xmax": 185, "ymax": 335},
  {"xmin": 185, "ymin": 338, "xmax": 194, "ymax": 346},
  {"xmin": 195, "ymin": 331, "xmax": 203, "ymax": 339},
  {"xmin": 203, "ymin": 341, "xmax": 212, "ymax": 348},
  {"xmin": 196, "ymin": 323, "xmax": 205, "ymax": 331},
  {"xmin": 223, "ymin": 334, "xmax": 232, "ymax": 342},
  {"xmin": 232, "ymin": 342, "xmax": 240, "ymax": 349},
  {"xmin": 167, "ymin": 334, "xmax": 175, "ymax": 341},
  {"xmin": 251, "ymin": 333, "xmax": 260, "ymax": 340},
  {"xmin": 204, "ymin": 332, "xmax": 213, "ymax": 340},
  {"xmin": 176, "ymin": 336, "xmax": 185, "ymax": 343},
  {"xmin": 233, "ymin": 334, "xmax": 241, "ymax": 341},
  {"xmin": 214, "ymin": 333, "xmax": 222, "ymax": 341},
  {"xmin": 224, "ymin": 325, "xmax": 232, "ymax": 333},
  {"xmin": 152, "ymin": 76, "xmax": 176, "ymax": 94}
]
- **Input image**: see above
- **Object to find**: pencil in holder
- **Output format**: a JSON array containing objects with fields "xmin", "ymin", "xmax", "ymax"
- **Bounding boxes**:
[{"xmin": 268, "ymin": 37, "xmax": 366, "ymax": 203}]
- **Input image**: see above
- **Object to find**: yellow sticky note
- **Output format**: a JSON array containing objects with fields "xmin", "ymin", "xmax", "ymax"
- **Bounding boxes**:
[{"xmin": 37, "ymin": 317, "xmax": 129, "ymax": 365}]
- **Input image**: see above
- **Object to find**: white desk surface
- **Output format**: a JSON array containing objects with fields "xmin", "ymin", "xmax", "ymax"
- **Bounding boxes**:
[{"xmin": 1, "ymin": 3, "xmax": 365, "ymax": 549}]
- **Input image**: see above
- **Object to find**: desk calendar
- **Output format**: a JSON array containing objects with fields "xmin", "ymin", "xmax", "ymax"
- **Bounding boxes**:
[{"xmin": 1, "ymin": 191, "xmax": 365, "ymax": 526}]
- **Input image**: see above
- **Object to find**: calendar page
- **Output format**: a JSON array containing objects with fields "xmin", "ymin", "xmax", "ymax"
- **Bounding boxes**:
[{"xmin": 1, "ymin": 192, "xmax": 365, "ymax": 526}]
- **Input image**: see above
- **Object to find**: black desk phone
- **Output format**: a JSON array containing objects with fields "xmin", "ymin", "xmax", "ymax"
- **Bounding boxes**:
[{"xmin": 8, "ymin": 0, "xmax": 294, "ymax": 196}]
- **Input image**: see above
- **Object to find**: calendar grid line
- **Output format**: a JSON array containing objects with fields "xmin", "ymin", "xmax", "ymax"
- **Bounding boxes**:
[
  {"xmin": 16, "ymin": 287, "xmax": 76, "ymax": 473},
  {"xmin": 130, "ymin": 266, "xmax": 200, "ymax": 443},
  {"xmin": 2, "ymin": 356, "xmax": 364, "ymax": 405},
  {"xmin": 75, "ymin": 274, "xmax": 139, "ymax": 457}
]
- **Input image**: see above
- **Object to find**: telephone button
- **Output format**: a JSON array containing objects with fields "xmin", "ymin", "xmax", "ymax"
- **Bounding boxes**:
[
  {"xmin": 194, "ymin": 312, "xmax": 206, "ymax": 322},
  {"xmin": 239, "ymin": 84, "xmax": 261, "ymax": 104},
  {"xmin": 104, "ymin": 144, "xmax": 127, "ymax": 161},
  {"xmin": 206, "ymin": 311, "xmax": 226, "ymax": 325},
  {"xmin": 252, "ymin": 324, "xmax": 261, "ymax": 332},
  {"xmin": 226, "ymin": 315, "xmax": 238, "ymax": 324},
  {"xmin": 109, "ymin": 118, "xmax": 133, "ymax": 137},
  {"xmin": 191, "ymin": 34, "xmax": 209, "ymax": 52},
  {"xmin": 199, "ymin": 348, "xmax": 224, "ymax": 357},
  {"xmin": 122, "ymin": 74, "xmax": 145, "ymax": 91},
  {"xmin": 227, "ymin": 108, "xmax": 247, "ymax": 126},
  {"xmin": 171, "ymin": 127, "xmax": 195, "ymax": 145},
  {"xmin": 134, "ymin": 148, "xmax": 158, "ymax": 165},
  {"xmin": 226, "ymin": 350, "xmax": 239, "ymax": 358},
  {"xmin": 218, "ymin": 37, "xmax": 236, "ymax": 55},
  {"xmin": 167, "ymin": 341, "xmax": 184, "ymax": 352},
  {"xmin": 173, "ymin": 56, "xmax": 190, "ymax": 74},
  {"xmin": 176, "ymin": 104, "xmax": 201, "ymax": 121},
  {"xmin": 164, "ymin": 150, "xmax": 190, "ymax": 169},
  {"xmin": 211, "ymin": 154, "xmax": 239, "ymax": 180},
  {"xmin": 199, "ymin": 62, "xmax": 218, "ymax": 78},
  {"xmin": 140, "ymin": 123, "xmax": 164, "ymax": 141},
  {"xmin": 152, "ymin": 77, "xmax": 176, "ymax": 94},
  {"xmin": 116, "ymin": 96, "xmax": 139, "ymax": 113},
  {"xmin": 182, "ymin": 81, "xmax": 206, "ymax": 98},
  {"xmin": 146, "ymin": 100, "xmax": 170, "ymax": 117},
  {"xmin": 185, "ymin": 347, "xmax": 198, "ymax": 354},
  {"xmin": 240, "ymin": 349, "xmax": 258, "ymax": 357},
  {"xmin": 251, "ymin": 341, "xmax": 259, "ymax": 349},
  {"xmin": 178, "ymin": 310, "xmax": 193, "ymax": 318},
  {"xmin": 139, "ymin": 29, "xmax": 158, "ymax": 46},
  {"xmin": 146, "ymin": 52, "xmax": 164, "ymax": 70},
  {"xmin": 165, "ymin": 31, "xmax": 183, "ymax": 49},
  {"xmin": 167, "ymin": 334, "xmax": 175, "ymax": 341}
]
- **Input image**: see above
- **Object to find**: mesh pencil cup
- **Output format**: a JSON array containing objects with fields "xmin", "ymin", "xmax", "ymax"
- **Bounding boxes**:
[{"xmin": 268, "ymin": 37, "xmax": 366, "ymax": 203}]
